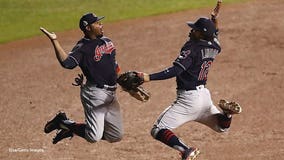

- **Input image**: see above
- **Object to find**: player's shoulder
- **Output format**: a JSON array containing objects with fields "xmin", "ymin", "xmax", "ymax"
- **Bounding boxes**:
[
  {"xmin": 198, "ymin": 39, "xmax": 220, "ymax": 50},
  {"xmin": 71, "ymin": 37, "xmax": 90, "ymax": 52},
  {"xmin": 100, "ymin": 36, "xmax": 113, "ymax": 42},
  {"xmin": 77, "ymin": 37, "xmax": 92, "ymax": 45}
]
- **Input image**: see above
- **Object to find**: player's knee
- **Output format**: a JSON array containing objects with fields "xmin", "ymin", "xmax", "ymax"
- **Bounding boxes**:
[
  {"xmin": 107, "ymin": 134, "xmax": 123, "ymax": 143},
  {"xmin": 107, "ymin": 136, "xmax": 123, "ymax": 143},
  {"xmin": 85, "ymin": 136, "xmax": 98, "ymax": 143},
  {"xmin": 103, "ymin": 131, "xmax": 123, "ymax": 143},
  {"xmin": 84, "ymin": 130, "xmax": 102, "ymax": 143},
  {"xmin": 85, "ymin": 135, "xmax": 101, "ymax": 143},
  {"xmin": 114, "ymin": 133, "xmax": 123, "ymax": 142},
  {"xmin": 150, "ymin": 126, "xmax": 160, "ymax": 139}
]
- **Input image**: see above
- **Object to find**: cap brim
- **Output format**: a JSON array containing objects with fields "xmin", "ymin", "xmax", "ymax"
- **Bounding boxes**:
[
  {"xmin": 186, "ymin": 22, "xmax": 197, "ymax": 30},
  {"xmin": 97, "ymin": 16, "xmax": 105, "ymax": 21},
  {"xmin": 88, "ymin": 16, "xmax": 105, "ymax": 26}
]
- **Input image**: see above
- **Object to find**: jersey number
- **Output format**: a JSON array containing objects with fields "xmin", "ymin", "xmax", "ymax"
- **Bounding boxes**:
[{"xmin": 198, "ymin": 60, "xmax": 212, "ymax": 81}]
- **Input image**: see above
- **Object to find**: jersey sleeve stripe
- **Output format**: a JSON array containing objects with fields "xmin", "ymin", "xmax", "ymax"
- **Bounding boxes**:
[
  {"xmin": 173, "ymin": 61, "xmax": 186, "ymax": 71},
  {"xmin": 69, "ymin": 55, "xmax": 79, "ymax": 65}
]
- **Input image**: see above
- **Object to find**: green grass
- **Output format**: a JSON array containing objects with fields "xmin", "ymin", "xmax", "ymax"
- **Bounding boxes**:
[{"xmin": 0, "ymin": 0, "xmax": 248, "ymax": 44}]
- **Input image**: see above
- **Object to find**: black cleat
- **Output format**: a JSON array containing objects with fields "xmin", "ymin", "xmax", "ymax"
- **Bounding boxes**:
[
  {"xmin": 44, "ymin": 111, "xmax": 68, "ymax": 133},
  {"xmin": 53, "ymin": 129, "xmax": 73, "ymax": 144}
]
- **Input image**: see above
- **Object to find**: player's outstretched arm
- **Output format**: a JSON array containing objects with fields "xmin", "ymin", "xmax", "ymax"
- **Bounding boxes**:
[
  {"xmin": 211, "ymin": 0, "xmax": 222, "ymax": 29},
  {"xmin": 40, "ymin": 27, "xmax": 68, "ymax": 66}
]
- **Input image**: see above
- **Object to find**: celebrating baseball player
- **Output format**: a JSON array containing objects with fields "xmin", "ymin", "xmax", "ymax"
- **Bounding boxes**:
[
  {"xmin": 40, "ymin": 13, "xmax": 124, "ymax": 144},
  {"xmin": 123, "ymin": 1, "xmax": 242, "ymax": 160}
]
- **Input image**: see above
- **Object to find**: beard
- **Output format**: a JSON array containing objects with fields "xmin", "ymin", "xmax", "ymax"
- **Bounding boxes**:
[
  {"xmin": 96, "ymin": 30, "xmax": 104, "ymax": 38},
  {"xmin": 189, "ymin": 30, "xmax": 198, "ymax": 40},
  {"xmin": 96, "ymin": 34, "xmax": 103, "ymax": 38}
]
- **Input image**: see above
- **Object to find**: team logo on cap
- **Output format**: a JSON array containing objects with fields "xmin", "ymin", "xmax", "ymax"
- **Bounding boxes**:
[{"xmin": 83, "ymin": 21, "xmax": 88, "ymax": 27}]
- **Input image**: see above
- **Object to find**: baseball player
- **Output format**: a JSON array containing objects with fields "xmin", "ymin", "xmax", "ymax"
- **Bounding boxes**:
[
  {"xmin": 40, "ymin": 12, "xmax": 123, "ymax": 144},
  {"xmin": 140, "ymin": 1, "xmax": 242, "ymax": 160}
]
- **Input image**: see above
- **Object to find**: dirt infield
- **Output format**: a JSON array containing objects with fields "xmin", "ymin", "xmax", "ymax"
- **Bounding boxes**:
[{"xmin": 1, "ymin": 0, "xmax": 283, "ymax": 159}]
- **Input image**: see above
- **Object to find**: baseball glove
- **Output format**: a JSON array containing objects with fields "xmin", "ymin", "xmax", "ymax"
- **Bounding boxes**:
[{"xmin": 117, "ymin": 71, "xmax": 150, "ymax": 102}]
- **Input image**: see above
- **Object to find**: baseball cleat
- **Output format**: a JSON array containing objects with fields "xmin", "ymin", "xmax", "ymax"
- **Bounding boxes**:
[
  {"xmin": 52, "ymin": 129, "xmax": 73, "ymax": 144},
  {"xmin": 218, "ymin": 99, "xmax": 242, "ymax": 115},
  {"xmin": 181, "ymin": 147, "xmax": 200, "ymax": 160},
  {"xmin": 44, "ymin": 111, "xmax": 68, "ymax": 133}
]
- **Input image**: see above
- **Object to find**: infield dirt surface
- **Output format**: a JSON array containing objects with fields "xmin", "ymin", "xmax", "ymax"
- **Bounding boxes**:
[{"xmin": 1, "ymin": 0, "xmax": 283, "ymax": 159}]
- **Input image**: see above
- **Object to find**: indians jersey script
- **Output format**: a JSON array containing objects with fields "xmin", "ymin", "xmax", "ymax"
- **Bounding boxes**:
[{"xmin": 67, "ymin": 37, "xmax": 119, "ymax": 86}]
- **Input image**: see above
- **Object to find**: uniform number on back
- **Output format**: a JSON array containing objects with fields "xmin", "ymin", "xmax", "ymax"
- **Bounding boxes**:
[{"xmin": 198, "ymin": 60, "xmax": 212, "ymax": 81}]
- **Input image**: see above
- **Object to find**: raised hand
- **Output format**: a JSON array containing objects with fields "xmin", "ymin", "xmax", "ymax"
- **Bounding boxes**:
[
  {"xmin": 211, "ymin": 0, "xmax": 222, "ymax": 18},
  {"xmin": 40, "ymin": 27, "xmax": 57, "ymax": 40}
]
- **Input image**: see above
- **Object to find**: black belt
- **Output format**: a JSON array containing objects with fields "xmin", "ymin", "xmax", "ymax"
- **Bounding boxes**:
[
  {"xmin": 96, "ymin": 84, "xmax": 117, "ymax": 91},
  {"xmin": 184, "ymin": 85, "xmax": 205, "ymax": 91},
  {"xmin": 86, "ymin": 81, "xmax": 117, "ymax": 91}
]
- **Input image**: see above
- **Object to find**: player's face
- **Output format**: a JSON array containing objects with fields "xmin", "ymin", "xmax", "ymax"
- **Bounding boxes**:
[
  {"xmin": 189, "ymin": 29, "xmax": 202, "ymax": 40},
  {"xmin": 88, "ymin": 21, "xmax": 104, "ymax": 38}
]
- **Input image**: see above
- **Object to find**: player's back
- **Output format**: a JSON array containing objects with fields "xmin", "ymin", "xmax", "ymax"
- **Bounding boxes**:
[{"xmin": 175, "ymin": 38, "xmax": 221, "ymax": 89}]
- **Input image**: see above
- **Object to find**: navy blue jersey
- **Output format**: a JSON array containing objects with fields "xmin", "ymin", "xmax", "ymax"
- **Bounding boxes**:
[
  {"xmin": 63, "ymin": 36, "xmax": 119, "ymax": 86},
  {"xmin": 173, "ymin": 37, "xmax": 221, "ymax": 90}
]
